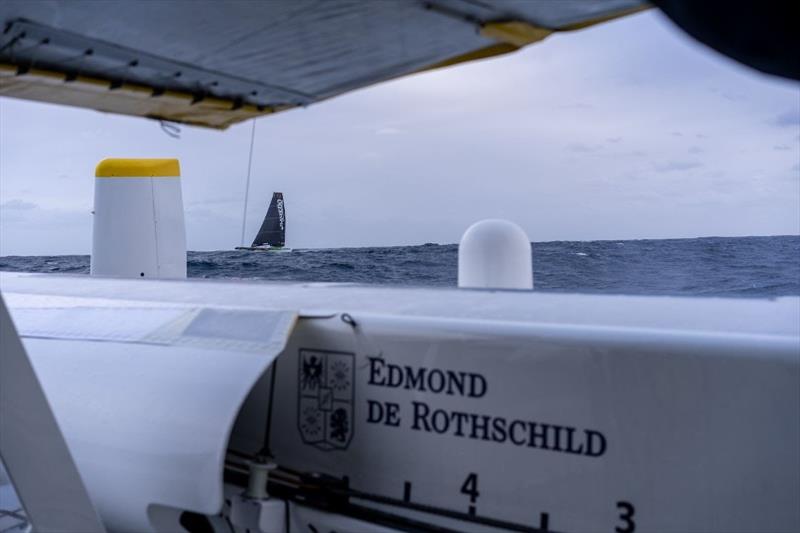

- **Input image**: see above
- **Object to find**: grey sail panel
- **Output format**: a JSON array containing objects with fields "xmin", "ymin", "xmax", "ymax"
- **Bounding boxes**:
[
  {"xmin": 252, "ymin": 192, "xmax": 285, "ymax": 247},
  {"xmin": 0, "ymin": 1, "xmax": 648, "ymax": 128}
]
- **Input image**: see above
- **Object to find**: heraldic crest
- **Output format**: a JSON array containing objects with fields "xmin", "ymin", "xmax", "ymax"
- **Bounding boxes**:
[{"xmin": 297, "ymin": 349, "xmax": 355, "ymax": 450}]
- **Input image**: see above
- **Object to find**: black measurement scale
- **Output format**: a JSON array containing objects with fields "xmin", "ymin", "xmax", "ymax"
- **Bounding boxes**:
[
  {"xmin": 224, "ymin": 457, "xmax": 560, "ymax": 532},
  {"xmin": 225, "ymin": 445, "xmax": 640, "ymax": 533}
]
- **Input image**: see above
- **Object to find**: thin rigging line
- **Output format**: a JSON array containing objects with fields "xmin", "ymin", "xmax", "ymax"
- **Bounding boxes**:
[{"xmin": 239, "ymin": 119, "xmax": 257, "ymax": 247}]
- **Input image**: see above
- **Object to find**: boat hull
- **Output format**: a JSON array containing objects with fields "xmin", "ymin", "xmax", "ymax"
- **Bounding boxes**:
[
  {"xmin": 2, "ymin": 272, "xmax": 798, "ymax": 532},
  {"xmin": 234, "ymin": 246, "xmax": 292, "ymax": 252}
]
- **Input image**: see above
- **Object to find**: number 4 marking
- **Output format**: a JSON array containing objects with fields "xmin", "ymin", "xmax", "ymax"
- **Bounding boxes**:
[
  {"xmin": 460, "ymin": 473, "xmax": 479, "ymax": 503},
  {"xmin": 460, "ymin": 472, "xmax": 479, "ymax": 516}
]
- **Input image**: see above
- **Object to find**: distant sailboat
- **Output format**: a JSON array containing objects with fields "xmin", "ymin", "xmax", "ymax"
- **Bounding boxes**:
[{"xmin": 235, "ymin": 192, "xmax": 291, "ymax": 252}]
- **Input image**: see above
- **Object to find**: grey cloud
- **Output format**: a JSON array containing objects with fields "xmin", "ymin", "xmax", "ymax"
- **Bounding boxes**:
[
  {"xmin": 671, "ymin": 131, "xmax": 683, "ymax": 137},
  {"xmin": 566, "ymin": 143, "xmax": 602, "ymax": 153},
  {"xmin": 773, "ymin": 144, "xmax": 792, "ymax": 151},
  {"xmin": 606, "ymin": 137, "xmax": 622, "ymax": 143},
  {"xmin": 721, "ymin": 92, "xmax": 746, "ymax": 102},
  {"xmin": 773, "ymin": 108, "xmax": 800, "ymax": 127},
  {"xmin": 710, "ymin": 88, "xmax": 747, "ymax": 102},
  {"xmin": 1, "ymin": 199, "xmax": 38, "ymax": 210},
  {"xmin": 558, "ymin": 103, "xmax": 593, "ymax": 110},
  {"xmin": 186, "ymin": 197, "xmax": 241, "ymax": 208},
  {"xmin": 186, "ymin": 207, "xmax": 237, "ymax": 222},
  {"xmin": 653, "ymin": 160, "xmax": 702, "ymax": 173},
  {"xmin": 688, "ymin": 146, "xmax": 704, "ymax": 154}
]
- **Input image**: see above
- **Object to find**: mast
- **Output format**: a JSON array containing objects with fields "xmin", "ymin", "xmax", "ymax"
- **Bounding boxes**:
[{"xmin": 239, "ymin": 120, "xmax": 257, "ymax": 247}]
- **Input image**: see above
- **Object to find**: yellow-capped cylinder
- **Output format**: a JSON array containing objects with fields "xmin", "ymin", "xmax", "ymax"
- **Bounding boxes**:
[{"xmin": 91, "ymin": 158, "xmax": 187, "ymax": 279}]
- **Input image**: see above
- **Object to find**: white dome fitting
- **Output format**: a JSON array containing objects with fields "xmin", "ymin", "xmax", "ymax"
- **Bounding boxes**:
[
  {"xmin": 458, "ymin": 219, "xmax": 533, "ymax": 290},
  {"xmin": 91, "ymin": 158, "xmax": 186, "ymax": 279}
]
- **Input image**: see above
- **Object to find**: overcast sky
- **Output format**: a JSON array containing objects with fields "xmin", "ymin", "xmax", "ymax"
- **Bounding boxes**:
[{"xmin": 1, "ymin": 9, "xmax": 798, "ymax": 256}]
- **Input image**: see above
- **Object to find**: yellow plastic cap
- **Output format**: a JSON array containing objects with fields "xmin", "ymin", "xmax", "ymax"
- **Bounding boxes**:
[{"xmin": 95, "ymin": 158, "xmax": 180, "ymax": 178}]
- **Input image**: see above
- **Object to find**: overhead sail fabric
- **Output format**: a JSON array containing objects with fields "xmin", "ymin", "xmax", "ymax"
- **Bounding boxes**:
[
  {"xmin": 0, "ymin": 0, "xmax": 646, "ymax": 129},
  {"xmin": 253, "ymin": 193, "xmax": 286, "ymax": 248}
]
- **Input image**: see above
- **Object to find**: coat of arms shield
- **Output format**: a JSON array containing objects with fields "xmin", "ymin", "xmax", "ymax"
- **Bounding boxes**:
[{"xmin": 297, "ymin": 349, "xmax": 355, "ymax": 450}]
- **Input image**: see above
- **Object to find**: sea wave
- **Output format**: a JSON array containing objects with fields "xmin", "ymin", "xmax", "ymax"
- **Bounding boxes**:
[{"xmin": 1, "ymin": 236, "xmax": 798, "ymax": 297}]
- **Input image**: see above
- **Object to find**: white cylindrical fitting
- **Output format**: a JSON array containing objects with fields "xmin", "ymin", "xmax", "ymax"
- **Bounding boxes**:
[
  {"xmin": 91, "ymin": 158, "xmax": 186, "ymax": 279},
  {"xmin": 458, "ymin": 219, "xmax": 533, "ymax": 289},
  {"xmin": 246, "ymin": 461, "xmax": 275, "ymax": 500}
]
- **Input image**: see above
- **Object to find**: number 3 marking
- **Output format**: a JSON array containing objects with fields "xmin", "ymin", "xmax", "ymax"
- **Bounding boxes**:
[{"xmin": 616, "ymin": 501, "xmax": 635, "ymax": 533}]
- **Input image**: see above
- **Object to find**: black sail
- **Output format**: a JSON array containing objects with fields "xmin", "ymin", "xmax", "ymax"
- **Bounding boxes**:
[{"xmin": 252, "ymin": 192, "xmax": 285, "ymax": 247}]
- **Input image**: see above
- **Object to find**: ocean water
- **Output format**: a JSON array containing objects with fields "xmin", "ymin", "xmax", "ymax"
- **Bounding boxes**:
[{"xmin": 1, "ymin": 236, "xmax": 798, "ymax": 297}]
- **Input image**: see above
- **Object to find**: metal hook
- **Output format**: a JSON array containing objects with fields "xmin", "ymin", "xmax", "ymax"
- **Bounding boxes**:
[
  {"xmin": 341, "ymin": 313, "xmax": 357, "ymax": 328},
  {"xmin": 159, "ymin": 120, "xmax": 181, "ymax": 139}
]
